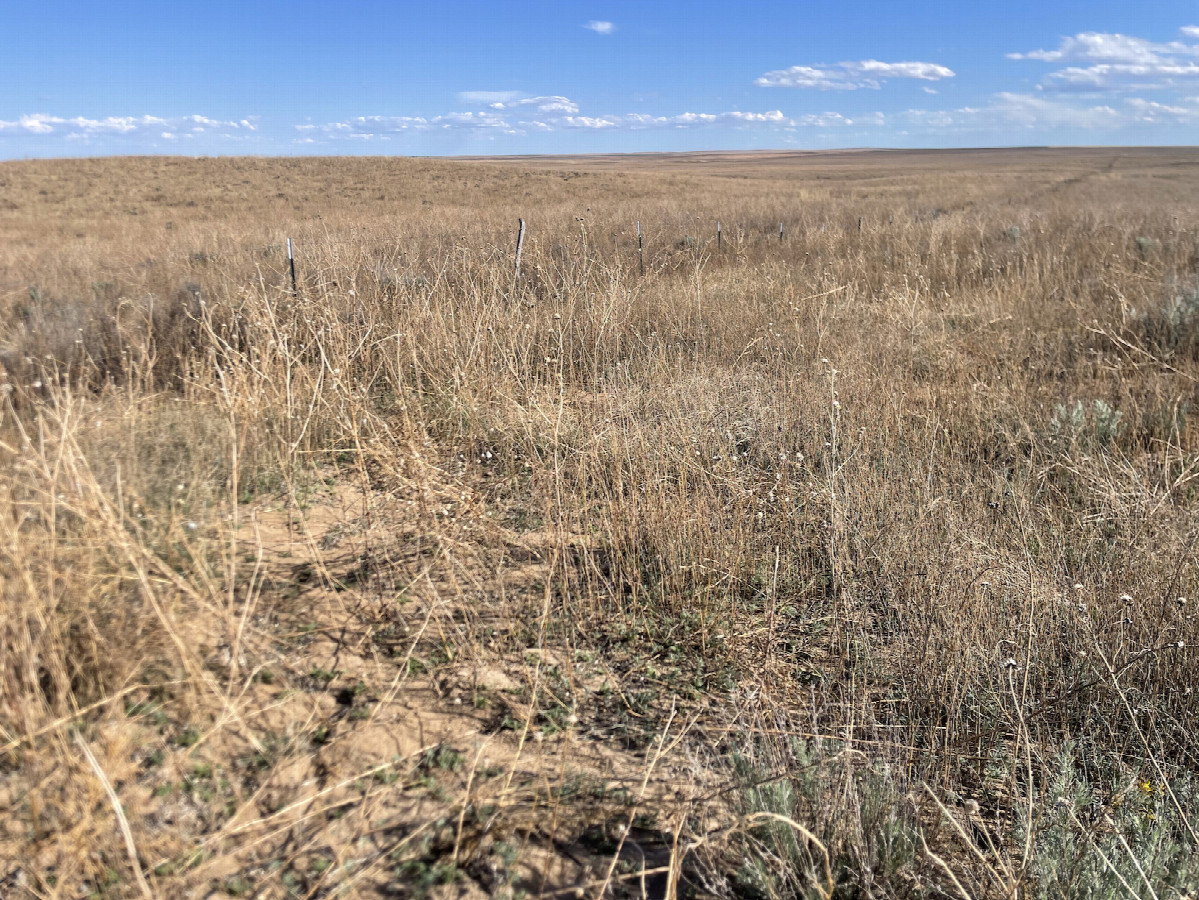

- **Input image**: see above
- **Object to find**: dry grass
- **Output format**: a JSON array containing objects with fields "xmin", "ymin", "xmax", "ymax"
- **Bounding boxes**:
[{"xmin": 1, "ymin": 148, "xmax": 1197, "ymax": 899}]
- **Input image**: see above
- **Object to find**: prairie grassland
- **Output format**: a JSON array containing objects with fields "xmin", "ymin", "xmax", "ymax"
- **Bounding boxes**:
[{"xmin": 0, "ymin": 149, "xmax": 1197, "ymax": 899}]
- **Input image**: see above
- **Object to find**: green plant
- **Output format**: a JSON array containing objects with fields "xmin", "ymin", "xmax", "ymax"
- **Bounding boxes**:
[
  {"xmin": 1050, "ymin": 399, "xmax": 1124, "ymax": 447},
  {"xmin": 1019, "ymin": 746, "xmax": 1199, "ymax": 898},
  {"xmin": 717, "ymin": 738, "xmax": 922, "ymax": 898}
]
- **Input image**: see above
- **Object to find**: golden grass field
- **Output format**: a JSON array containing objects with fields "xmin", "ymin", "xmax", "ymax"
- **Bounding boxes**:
[{"xmin": 0, "ymin": 148, "xmax": 1197, "ymax": 899}]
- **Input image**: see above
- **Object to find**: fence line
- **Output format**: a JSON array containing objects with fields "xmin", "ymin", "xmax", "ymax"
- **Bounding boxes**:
[{"xmin": 11, "ymin": 207, "xmax": 1103, "ymax": 304}]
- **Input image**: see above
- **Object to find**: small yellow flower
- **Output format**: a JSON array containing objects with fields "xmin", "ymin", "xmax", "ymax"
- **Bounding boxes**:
[{"xmin": 1139, "ymin": 780, "xmax": 1154, "ymax": 795}]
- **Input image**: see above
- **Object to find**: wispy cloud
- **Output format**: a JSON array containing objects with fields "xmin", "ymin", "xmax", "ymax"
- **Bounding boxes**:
[
  {"xmin": 456, "ymin": 94, "xmax": 580, "ymax": 113},
  {"xmin": 456, "ymin": 91, "xmax": 524, "ymax": 104},
  {"xmin": 1044, "ymin": 63, "xmax": 1199, "ymax": 91},
  {"xmin": 1010, "ymin": 27, "xmax": 1199, "ymax": 91},
  {"xmin": 302, "ymin": 111, "xmax": 518, "ymax": 138},
  {"xmin": 584, "ymin": 20, "xmax": 614, "ymax": 35},
  {"xmin": 0, "ymin": 113, "xmax": 255, "ymax": 138},
  {"xmin": 894, "ymin": 92, "xmax": 1199, "ymax": 132},
  {"xmin": 756, "ymin": 60, "xmax": 954, "ymax": 90},
  {"xmin": 1124, "ymin": 96, "xmax": 1199, "ymax": 122},
  {"xmin": 485, "ymin": 96, "xmax": 580, "ymax": 113},
  {"xmin": 903, "ymin": 93, "xmax": 1121, "ymax": 130}
]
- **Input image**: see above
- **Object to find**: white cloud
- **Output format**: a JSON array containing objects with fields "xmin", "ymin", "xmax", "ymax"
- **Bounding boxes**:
[
  {"xmin": 584, "ymin": 20, "xmax": 614, "ymax": 34},
  {"xmin": 1008, "ymin": 32, "xmax": 1182, "ymax": 64},
  {"xmin": 0, "ymin": 113, "xmax": 255, "ymax": 139},
  {"xmin": 756, "ymin": 66, "xmax": 849, "ymax": 90},
  {"xmin": 795, "ymin": 111, "xmax": 868, "ymax": 127},
  {"xmin": 756, "ymin": 60, "xmax": 954, "ymax": 90},
  {"xmin": 487, "ymin": 95, "xmax": 580, "ymax": 113},
  {"xmin": 314, "ymin": 111, "xmax": 517, "ymax": 137},
  {"xmin": 1045, "ymin": 62, "xmax": 1199, "ymax": 91},
  {"xmin": 560, "ymin": 116, "xmax": 618, "ymax": 130},
  {"xmin": 1010, "ymin": 27, "xmax": 1199, "ymax": 92},
  {"xmin": 457, "ymin": 91, "xmax": 524, "ymax": 104}
]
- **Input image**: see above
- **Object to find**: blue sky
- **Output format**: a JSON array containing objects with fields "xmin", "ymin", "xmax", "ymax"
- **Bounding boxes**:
[{"xmin": 2, "ymin": 0, "xmax": 1199, "ymax": 158}]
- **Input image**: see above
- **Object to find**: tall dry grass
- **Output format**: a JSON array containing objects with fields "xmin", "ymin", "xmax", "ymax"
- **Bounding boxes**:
[{"xmin": 1, "ymin": 150, "xmax": 1197, "ymax": 897}]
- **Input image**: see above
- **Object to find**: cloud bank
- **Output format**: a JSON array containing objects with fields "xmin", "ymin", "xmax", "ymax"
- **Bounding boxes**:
[
  {"xmin": 0, "ymin": 114, "xmax": 255, "ymax": 140},
  {"xmin": 300, "ymin": 104, "xmax": 843, "ymax": 139}
]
